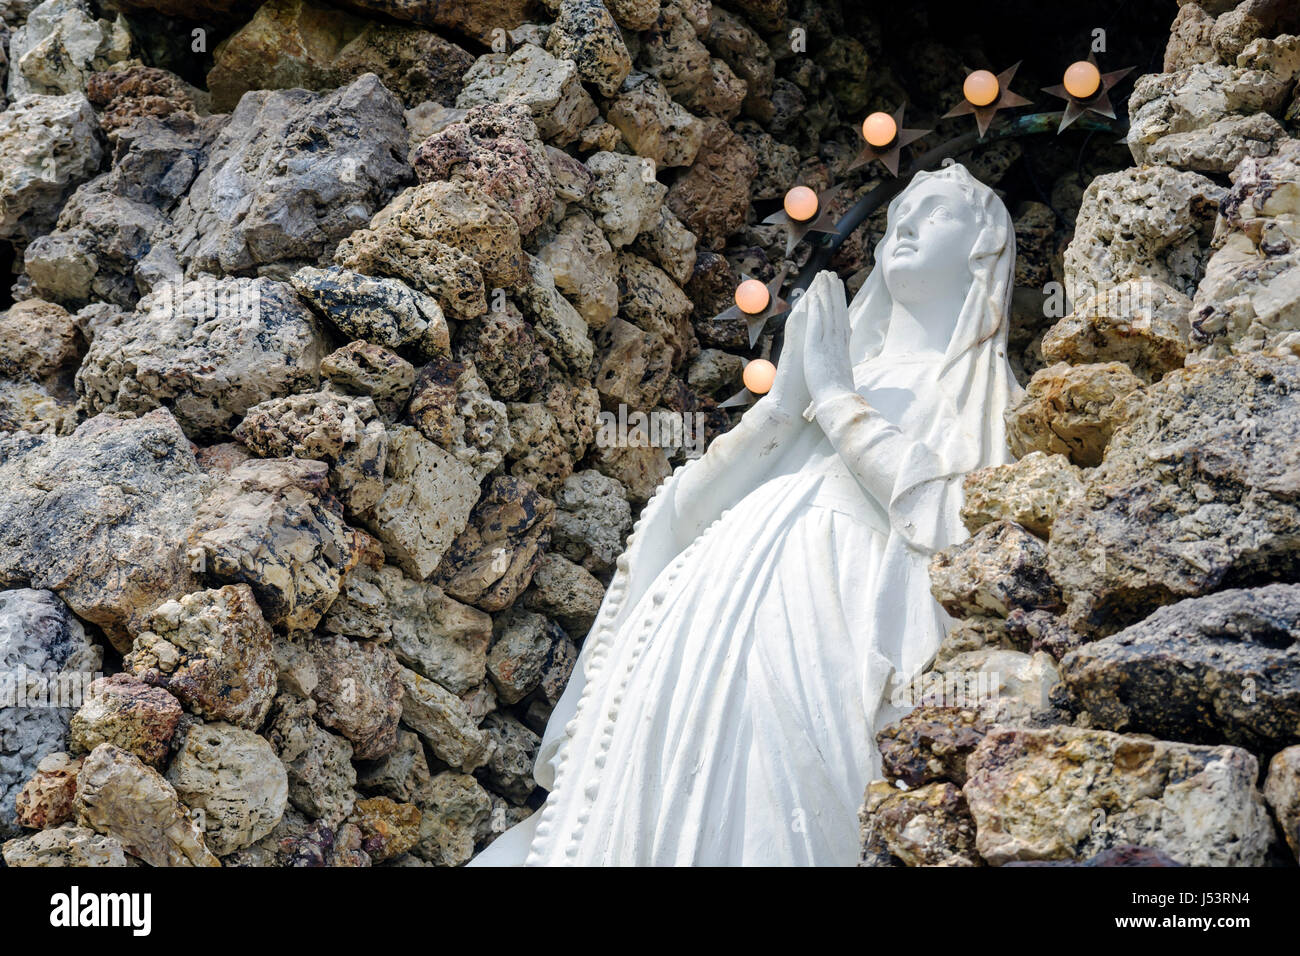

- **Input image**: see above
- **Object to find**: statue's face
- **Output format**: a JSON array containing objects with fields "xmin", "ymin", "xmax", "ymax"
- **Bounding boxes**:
[{"xmin": 879, "ymin": 179, "xmax": 981, "ymax": 309}]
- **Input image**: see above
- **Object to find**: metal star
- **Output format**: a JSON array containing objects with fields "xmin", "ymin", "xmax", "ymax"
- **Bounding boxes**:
[
  {"xmin": 708, "ymin": 263, "xmax": 793, "ymax": 350},
  {"xmin": 943, "ymin": 63, "xmax": 1033, "ymax": 138},
  {"xmin": 1042, "ymin": 55, "xmax": 1135, "ymax": 132},
  {"xmin": 717, "ymin": 385, "xmax": 758, "ymax": 408},
  {"xmin": 847, "ymin": 105, "xmax": 932, "ymax": 177},
  {"xmin": 760, "ymin": 184, "xmax": 848, "ymax": 257}
]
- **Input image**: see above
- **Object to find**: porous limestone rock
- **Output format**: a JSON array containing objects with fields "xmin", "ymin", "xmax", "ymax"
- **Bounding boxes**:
[
  {"xmin": 513, "ymin": 253, "xmax": 595, "ymax": 375},
  {"xmin": 535, "ymin": 212, "xmax": 618, "ymax": 329},
  {"xmin": 85, "ymin": 65, "xmax": 200, "ymax": 138},
  {"xmin": 1060, "ymin": 585, "xmax": 1300, "ymax": 751},
  {"xmin": 23, "ymin": 112, "xmax": 220, "ymax": 308},
  {"xmin": 1128, "ymin": 60, "xmax": 1294, "ymax": 171},
  {"xmin": 397, "ymin": 666, "xmax": 494, "ymax": 771},
  {"xmin": 291, "ymin": 265, "xmax": 450, "ymax": 360},
  {"xmin": 545, "ymin": 0, "xmax": 631, "ymax": 97},
  {"xmin": 126, "ymin": 584, "xmax": 277, "ymax": 730},
  {"xmin": 606, "ymin": 73, "xmax": 704, "ymax": 169},
  {"xmin": 630, "ymin": 204, "xmax": 698, "ymax": 288},
  {"xmin": 1048, "ymin": 352, "xmax": 1300, "ymax": 637},
  {"xmin": 157, "ymin": 74, "xmax": 410, "ymax": 277},
  {"xmin": 165, "ymin": 721, "xmax": 288, "ymax": 856},
  {"xmin": 235, "ymin": 390, "xmax": 388, "ymax": 518},
  {"xmin": 686, "ymin": 348, "xmax": 744, "ymax": 396},
  {"xmin": 666, "ymin": 118, "xmax": 757, "ymax": 251},
  {"xmin": 334, "ymin": 0, "xmax": 535, "ymax": 45},
  {"xmin": 1064, "ymin": 165, "xmax": 1223, "ymax": 306},
  {"xmin": 0, "ymin": 589, "xmax": 101, "ymax": 838},
  {"xmin": 861, "ymin": 780, "xmax": 980, "ymax": 867},
  {"xmin": 355, "ymin": 728, "xmax": 430, "ymax": 803},
  {"xmin": 588, "ymin": 441, "xmax": 672, "ymax": 505},
  {"xmin": 77, "ymin": 276, "xmax": 327, "ymax": 441},
  {"xmin": 407, "ymin": 358, "xmax": 511, "ymax": 480},
  {"xmin": 580, "ymin": 150, "xmax": 665, "ymax": 248},
  {"xmin": 486, "ymin": 605, "xmax": 565, "ymax": 705},
  {"xmin": 550, "ymin": 469, "xmax": 633, "ymax": 575},
  {"xmin": 523, "ymin": 552, "xmax": 603, "ymax": 636},
  {"xmin": 365, "ymin": 425, "xmax": 480, "ymax": 581},
  {"xmin": 265, "ymin": 695, "xmax": 357, "ymax": 824},
  {"xmin": 6, "ymin": 0, "xmax": 131, "ymax": 99},
  {"xmin": 964, "ymin": 726, "xmax": 1275, "ymax": 867},
  {"xmin": 929, "ymin": 520, "xmax": 1062, "ymax": 620},
  {"xmin": 324, "ymin": 562, "xmax": 492, "ymax": 695},
  {"xmin": 434, "ymin": 475, "xmax": 554, "ymax": 613},
  {"xmin": 1264, "ymin": 746, "xmax": 1300, "ymax": 861},
  {"xmin": 616, "ymin": 250, "xmax": 694, "ymax": 367},
  {"xmin": 0, "ymin": 411, "xmax": 205, "ymax": 647},
  {"xmin": 74, "ymin": 743, "xmax": 220, "ymax": 866},
  {"xmin": 412, "ymin": 770, "xmax": 490, "ymax": 865},
  {"xmin": 875, "ymin": 707, "xmax": 989, "ymax": 789},
  {"xmin": 1190, "ymin": 139, "xmax": 1300, "ymax": 360},
  {"xmin": 413, "ymin": 102, "xmax": 555, "ymax": 240},
  {"xmin": 959, "ymin": 452, "xmax": 1085, "ymax": 540},
  {"xmin": 321, "ymin": 340, "xmax": 416, "ymax": 416},
  {"xmin": 187, "ymin": 458, "xmax": 364, "ymax": 632},
  {"xmin": 206, "ymin": 0, "xmax": 473, "ymax": 111},
  {"xmin": 350, "ymin": 795, "xmax": 420, "ymax": 860},
  {"xmin": 1004, "ymin": 362, "xmax": 1145, "ymax": 468},
  {"xmin": 456, "ymin": 43, "xmax": 597, "ymax": 146},
  {"xmin": 478, "ymin": 711, "xmax": 539, "ymax": 804},
  {"xmin": 309, "ymin": 634, "xmax": 401, "ymax": 760},
  {"xmin": 930, "ymin": 648, "xmax": 1061, "ymax": 726},
  {"xmin": 455, "ymin": 303, "xmax": 548, "ymax": 400},
  {"xmin": 1041, "ymin": 278, "xmax": 1192, "ymax": 383},
  {"xmin": 69, "ymin": 673, "xmax": 182, "ymax": 767},
  {"xmin": 14, "ymin": 751, "xmax": 82, "ymax": 829},
  {"xmin": 0, "ymin": 92, "xmax": 103, "ymax": 241},
  {"xmin": 592, "ymin": 317, "xmax": 673, "ymax": 408},
  {"xmin": 2, "ymin": 823, "xmax": 132, "ymax": 866}
]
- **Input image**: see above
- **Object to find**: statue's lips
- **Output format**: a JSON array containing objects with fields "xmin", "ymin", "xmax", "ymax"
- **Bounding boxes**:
[{"xmin": 893, "ymin": 242, "xmax": 918, "ymax": 256}]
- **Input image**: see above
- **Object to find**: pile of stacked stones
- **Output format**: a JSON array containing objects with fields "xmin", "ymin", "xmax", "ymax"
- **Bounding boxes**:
[{"xmin": 862, "ymin": 0, "xmax": 1300, "ymax": 867}]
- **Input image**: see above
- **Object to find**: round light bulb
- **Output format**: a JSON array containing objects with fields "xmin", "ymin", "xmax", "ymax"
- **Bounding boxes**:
[
  {"xmin": 862, "ymin": 111, "xmax": 898, "ymax": 148},
  {"xmin": 734, "ymin": 279, "xmax": 770, "ymax": 315},
  {"xmin": 743, "ymin": 359, "xmax": 776, "ymax": 395},
  {"xmin": 784, "ymin": 185, "xmax": 819, "ymax": 222},
  {"xmin": 1063, "ymin": 60, "xmax": 1101, "ymax": 100},
  {"xmin": 963, "ymin": 70, "xmax": 1000, "ymax": 107}
]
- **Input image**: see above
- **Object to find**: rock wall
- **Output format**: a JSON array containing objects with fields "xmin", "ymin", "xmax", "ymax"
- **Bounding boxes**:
[{"xmin": 0, "ymin": 0, "xmax": 1290, "ymax": 869}]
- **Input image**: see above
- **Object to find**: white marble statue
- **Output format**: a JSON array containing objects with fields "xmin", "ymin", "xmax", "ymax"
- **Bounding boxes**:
[{"xmin": 472, "ymin": 163, "xmax": 1023, "ymax": 867}]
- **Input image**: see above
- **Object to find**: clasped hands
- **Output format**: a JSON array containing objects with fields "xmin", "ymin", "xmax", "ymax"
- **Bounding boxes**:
[{"xmin": 765, "ymin": 271, "xmax": 860, "ymax": 419}]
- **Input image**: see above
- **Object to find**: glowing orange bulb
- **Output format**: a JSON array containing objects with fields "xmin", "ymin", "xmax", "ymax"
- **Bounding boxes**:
[
  {"xmin": 862, "ymin": 111, "xmax": 898, "ymax": 148},
  {"xmin": 784, "ymin": 185, "xmax": 819, "ymax": 222},
  {"xmin": 734, "ymin": 279, "xmax": 770, "ymax": 315},
  {"xmin": 1063, "ymin": 60, "xmax": 1101, "ymax": 100},
  {"xmin": 963, "ymin": 70, "xmax": 1000, "ymax": 107},
  {"xmin": 743, "ymin": 359, "xmax": 776, "ymax": 395}
]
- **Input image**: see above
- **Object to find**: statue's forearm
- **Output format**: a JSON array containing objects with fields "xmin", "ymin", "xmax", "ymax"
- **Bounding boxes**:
[{"xmin": 811, "ymin": 389, "xmax": 917, "ymax": 504}]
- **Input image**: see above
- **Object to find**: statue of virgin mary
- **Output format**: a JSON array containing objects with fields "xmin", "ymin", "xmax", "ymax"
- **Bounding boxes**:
[{"xmin": 472, "ymin": 163, "xmax": 1022, "ymax": 866}]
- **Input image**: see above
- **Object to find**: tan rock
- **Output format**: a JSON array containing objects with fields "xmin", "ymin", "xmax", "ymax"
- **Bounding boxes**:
[
  {"xmin": 960, "ymin": 451, "xmax": 1085, "ymax": 539},
  {"xmin": 165, "ymin": 722, "xmax": 288, "ymax": 856},
  {"xmin": 1041, "ymin": 278, "xmax": 1191, "ymax": 383},
  {"xmin": 964, "ymin": 726, "xmax": 1275, "ymax": 866},
  {"xmin": 15, "ymin": 752, "xmax": 83, "ymax": 830},
  {"xmin": 1264, "ymin": 746, "xmax": 1300, "ymax": 861},
  {"xmin": 456, "ymin": 44, "xmax": 598, "ymax": 146},
  {"xmin": 69, "ymin": 674, "xmax": 183, "ymax": 768},
  {"xmin": 2, "ymin": 823, "xmax": 133, "ymax": 867},
  {"xmin": 398, "ymin": 667, "xmax": 494, "ymax": 771},
  {"xmin": 1004, "ymin": 362, "xmax": 1146, "ymax": 467},
  {"xmin": 366, "ymin": 425, "xmax": 480, "ymax": 581},
  {"xmin": 74, "ymin": 744, "xmax": 220, "ymax": 867}
]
